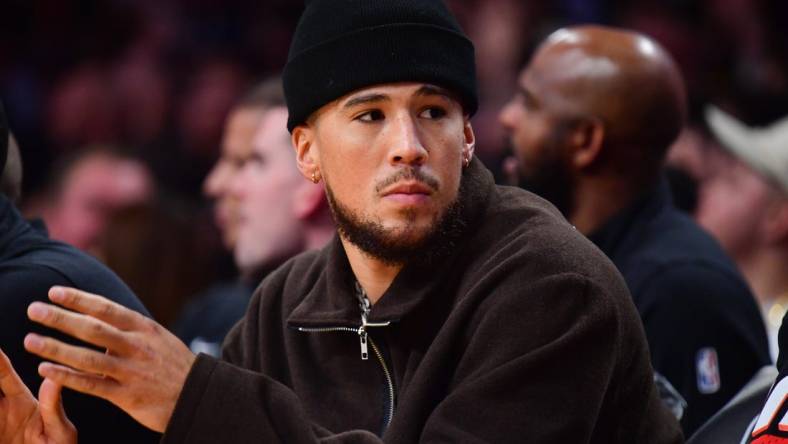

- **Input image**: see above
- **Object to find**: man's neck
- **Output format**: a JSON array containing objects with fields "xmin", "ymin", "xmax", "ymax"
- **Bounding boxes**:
[
  {"xmin": 304, "ymin": 218, "xmax": 335, "ymax": 252},
  {"xmin": 340, "ymin": 236, "xmax": 403, "ymax": 305},
  {"xmin": 569, "ymin": 177, "xmax": 642, "ymax": 235}
]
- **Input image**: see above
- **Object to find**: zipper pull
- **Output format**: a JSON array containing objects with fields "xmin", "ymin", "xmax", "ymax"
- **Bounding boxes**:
[{"xmin": 359, "ymin": 327, "xmax": 369, "ymax": 360}]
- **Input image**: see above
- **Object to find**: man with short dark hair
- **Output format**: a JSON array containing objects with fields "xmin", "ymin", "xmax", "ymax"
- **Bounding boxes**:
[
  {"xmin": 11, "ymin": 2, "xmax": 681, "ymax": 443},
  {"xmin": 203, "ymin": 78, "xmax": 288, "ymax": 256},
  {"xmin": 175, "ymin": 78, "xmax": 333, "ymax": 355},
  {"xmin": 499, "ymin": 25, "xmax": 770, "ymax": 434},
  {"xmin": 0, "ymin": 103, "xmax": 159, "ymax": 443}
]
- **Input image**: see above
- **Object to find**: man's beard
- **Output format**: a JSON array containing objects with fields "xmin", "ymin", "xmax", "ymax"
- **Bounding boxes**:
[
  {"xmin": 325, "ymin": 169, "xmax": 467, "ymax": 266},
  {"xmin": 513, "ymin": 127, "xmax": 575, "ymax": 217}
]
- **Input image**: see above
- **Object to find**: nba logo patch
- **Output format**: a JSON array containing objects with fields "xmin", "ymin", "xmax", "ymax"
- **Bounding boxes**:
[{"xmin": 696, "ymin": 347, "xmax": 721, "ymax": 394}]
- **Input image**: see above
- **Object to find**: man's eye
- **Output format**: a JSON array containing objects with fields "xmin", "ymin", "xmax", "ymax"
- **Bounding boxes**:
[
  {"xmin": 357, "ymin": 110, "xmax": 384, "ymax": 122},
  {"xmin": 419, "ymin": 107, "xmax": 447, "ymax": 119}
]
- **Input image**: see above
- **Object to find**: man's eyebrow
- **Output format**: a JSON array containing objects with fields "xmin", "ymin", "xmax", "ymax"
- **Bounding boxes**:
[
  {"xmin": 414, "ymin": 85, "xmax": 454, "ymax": 100},
  {"xmin": 343, "ymin": 93, "xmax": 390, "ymax": 109}
]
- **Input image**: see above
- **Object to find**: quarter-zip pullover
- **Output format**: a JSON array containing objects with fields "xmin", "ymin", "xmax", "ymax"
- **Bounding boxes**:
[{"xmin": 163, "ymin": 160, "xmax": 683, "ymax": 443}]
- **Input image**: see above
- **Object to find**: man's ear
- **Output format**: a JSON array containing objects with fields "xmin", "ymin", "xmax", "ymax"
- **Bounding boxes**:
[
  {"xmin": 462, "ymin": 119, "xmax": 476, "ymax": 162},
  {"xmin": 292, "ymin": 124, "xmax": 319, "ymax": 181},
  {"xmin": 569, "ymin": 118, "xmax": 604, "ymax": 170}
]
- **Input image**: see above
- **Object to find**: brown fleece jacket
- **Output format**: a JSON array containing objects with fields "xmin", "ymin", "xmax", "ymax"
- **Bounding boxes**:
[{"xmin": 162, "ymin": 160, "xmax": 683, "ymax": 443}]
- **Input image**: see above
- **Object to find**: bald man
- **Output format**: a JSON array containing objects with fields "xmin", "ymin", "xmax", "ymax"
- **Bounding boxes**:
[{"xmin": 500, "ymin": 25, "xmax": 770, "ymax": 435}]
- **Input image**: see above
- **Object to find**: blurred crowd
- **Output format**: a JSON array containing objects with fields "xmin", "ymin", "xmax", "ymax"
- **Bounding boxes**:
[
  {"xmin": 0, "ymin": 0, "xmax": 787, "ymax": 442},
  {"xmin": 0, "ymin": 0, "xmax": 786, "ymax": 325}
]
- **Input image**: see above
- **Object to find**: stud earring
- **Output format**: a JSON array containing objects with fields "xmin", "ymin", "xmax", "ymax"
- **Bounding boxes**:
[
  {"xmin": 463, "ymin": 156, "xmax": 470, "ymax": 167},
  {"xmin": 311, "ymin": 171, "xmax": 320, "ymax": 183}
]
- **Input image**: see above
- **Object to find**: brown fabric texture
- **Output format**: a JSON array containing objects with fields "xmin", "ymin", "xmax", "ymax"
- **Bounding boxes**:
[{"xmin": 162, "ymin": 160, "xmax": 683, "ymax": 443}]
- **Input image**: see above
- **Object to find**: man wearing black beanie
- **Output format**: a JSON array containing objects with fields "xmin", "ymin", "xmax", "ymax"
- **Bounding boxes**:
[{"xmin": 16, "ymin": 1, "xmax": 682, "ymax": 442}]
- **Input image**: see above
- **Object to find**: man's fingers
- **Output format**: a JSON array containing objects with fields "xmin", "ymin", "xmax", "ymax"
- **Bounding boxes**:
[
  {"xmin": 24, "ymin": 334, "xmax": 123, "ymax": 378},
  {"xmin": 38, "ymin": 362, "xmax": 118, "ymax": 400},
  {"xmin": 38, "ymin": 378, "xmax": 78, "ymax": 443},
  {"xmin": 27, "ymin": 302, "xmax": 135, "ymax": 355},
  {"xmin": 38, "ymin": 378, "xmax": 64, "ymax": 418},
  {"xmin": 48, "ymin": 286, "xmax": 147, "ymax": 331},
  {"xmin": 0, "ymin": 347, "xmax": 33, "ymax": 399}
]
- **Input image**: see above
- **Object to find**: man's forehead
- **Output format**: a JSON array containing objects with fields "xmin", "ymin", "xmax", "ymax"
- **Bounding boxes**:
[
  {"xmin": 251, "ymin": 107, "xmax": 290, "ymax": 153},
  {"xmin": 339, "ymin": 82, "xmax": 458, "ymax": 106},
  {"xmin": 520, "ymin": 48, "xmax": 611, "ymax": 115},
  {"xmin": 222, "ymin": 107, "xmax": 266, "ymax": 152},
  {"xmin": 517, "ymin": 65, "xmax": 567, "ymax": 112}
]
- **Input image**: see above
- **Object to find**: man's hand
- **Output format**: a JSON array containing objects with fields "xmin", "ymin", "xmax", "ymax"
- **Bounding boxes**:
[
  {"xmin": 23, "ymin": 286, "xmax": 197, "ymax": 433},
  {"xmin": 0, "ymin": 347, "xmax": 76, "ymax": 444}
]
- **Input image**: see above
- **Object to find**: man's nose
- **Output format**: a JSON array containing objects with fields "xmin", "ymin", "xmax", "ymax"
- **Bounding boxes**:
[
  {"xmin": 498, "ymin": 101, "xmax": 517, "ymax": 129},
  {"xmin": 387, "ymin": 114, "xmax": 427, "ymax": 166},
  {"xmin": 203, "ymin": 163, "xmax": 229, "ymax": 198}
]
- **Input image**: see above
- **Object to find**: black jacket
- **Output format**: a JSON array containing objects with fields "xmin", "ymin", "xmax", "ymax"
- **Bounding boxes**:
[
  {"xmin": 172, "ymin": 280, "xmax": 254, "ymax": 357},
  {"xmin": 0, "ymin": 194, "xmax": 160, "ymax": 443},
  {"xmin": 163, "ymin": 161, "xmax": 682, "ymax": 443},
  {"xmin": 589, "ymin": 181, "xmax": 770, "ymax": 435}
]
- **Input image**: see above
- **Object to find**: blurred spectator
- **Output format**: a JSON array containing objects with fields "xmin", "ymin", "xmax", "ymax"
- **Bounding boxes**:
[
  {"xmin": 499, "ymin": 25, "xmax": 769, "ymax": 434},
  {"xmin": 201, "ymin": 84, "xmax": 268, "ymax": 252},
  {"xmin": 32, "ymin": 147, "xmax": 154, "ymax": 258},
  {"xmin": 0, "ymin": 102, "xmax": 160, "ymax": 443},
  {"xmin": 698, "ymin": 107, "xmax": 788, "ymax": 361},
  {"xmin": 173, "ymin": 78, "xmax": 333, "ymax": 356}
]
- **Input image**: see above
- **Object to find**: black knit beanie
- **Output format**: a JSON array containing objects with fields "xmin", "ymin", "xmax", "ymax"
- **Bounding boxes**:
[
  {"xmin": 283, "ymin": 0, "xmax": 478, "ymax": 132},
  {"xmin": 0, "ymin": 101, "xmax": 7, "ymax": 173}
]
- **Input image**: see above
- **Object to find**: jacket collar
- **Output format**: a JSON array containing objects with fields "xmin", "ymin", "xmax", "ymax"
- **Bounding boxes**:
[
  {"xmin": 286, "ymin": 159, "xmax": 494, "ymax": 328},
  {"xmin": 588, "ymin": 178, "xmax": 674, "ymax": 260}
]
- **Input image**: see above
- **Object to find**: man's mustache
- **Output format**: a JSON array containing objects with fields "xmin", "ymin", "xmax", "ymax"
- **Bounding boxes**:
[{"xmin": 375, "ymin": 168, "xmax": 440, "ymax": 193}]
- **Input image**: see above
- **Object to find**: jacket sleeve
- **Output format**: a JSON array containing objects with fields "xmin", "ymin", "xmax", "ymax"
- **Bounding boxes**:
[{"xmin": 161, "ymin": 355, "xmax": 384, "ymax": 443}]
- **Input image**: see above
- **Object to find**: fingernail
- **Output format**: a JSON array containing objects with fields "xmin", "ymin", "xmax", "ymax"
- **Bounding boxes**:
[
  {"xmin": 27, "ymin": 302, "xmax": 48, "ymax": 320},
  {"xmin": 24, "ymin": 334, "xmax": 43, "ymax": 350},
  {"xmin": 50, "ymin": 287, "xmax": 65, "ymax": 302},
  {"xmin": 39, "ymin": 362, "xmax": 53, "ymax": 376}
]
